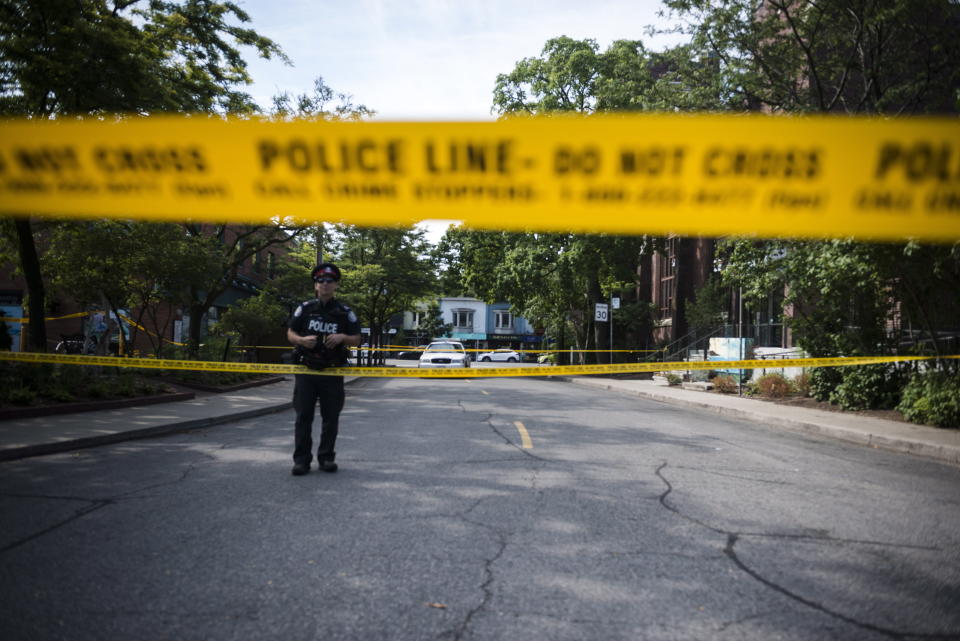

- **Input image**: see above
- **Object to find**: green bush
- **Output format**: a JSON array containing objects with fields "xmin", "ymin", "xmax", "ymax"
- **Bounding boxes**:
[
  {"xmin": 8, "ymin": 387, "xmax": 37, "ymax": 405},
  {"xmin": 135, "ymin": 381, "xmax": 160, "ymax": 395},
  {"xmin": 84, "ymin": 381, "xmax": 111, "ymax": 399},
  {"xmin": 830, "ymin": 364, "xmax": 903, "ymax": 411},
  {"xmin": 810, "ymin": 367, "xmax": 842, "ymax": 402},
  {"xmin": 665, "ymin": 372, "xmax": 682, "ymax": 386},
  {"xmin": 113, "ymin": 376, "xmax": 138, "ymax": 397},
  {"xmin": 756, "ymin": 373, "xmax": 792, "ymax": 398},
  {"xmin": 897, "ymin": 370, "xmax": 960, "ymax": 428},
  {"xmin": 713, "ymin": 374, "xmax": 737, "ymax": 394},
  {"xmin": 41, "ymin": 387, "xmax": 76, "ymax": 403}
]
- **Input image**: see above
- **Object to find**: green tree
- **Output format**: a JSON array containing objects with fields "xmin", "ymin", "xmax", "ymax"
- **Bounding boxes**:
[
  {"xmin": 441, "ymin": 227, "xmax": 645, "ymax": 364},
  {"xmin": 271, "ymin": 76, "xmax": 373, "ymax": 121},
  {"xmin": 180, "ymin": 223, "xmax": 302, "ymax": 358},
  {"xmin": 668, "ymin": 0, "xmax": 960, "ymax": 364},
  {"xmin": 330, "ymin": 226, "xmax": 435, "ymax": 366},
  {"xmin": 721, "ymin": 239, "xmax": 960, "ymax": 359},
  {"xmin": 415, "ymin": 301, "xmax": 451, "ymax": 342},
  {"xmin": 0, "ymin": 0, "xmax": 287, "ymax": 352},
  {"xmin": 490, "ymin": 36, "xmax": 665, "ymax": 361},
  {"xmin": 685, "ymin": 275, "xmax": 726, "ymax": 332},
  {"xmin": 659, "ymin": 0, "xmax": 960, "ymax": 114},
  {"xmin": 217, "ymin": 291, "xmax": 288, "ymax": 360}
]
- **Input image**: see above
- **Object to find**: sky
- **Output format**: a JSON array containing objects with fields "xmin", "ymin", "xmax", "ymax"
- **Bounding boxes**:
[{"xmin": 239, "ymin": 0, "xmax": 686, "ymax": 121}]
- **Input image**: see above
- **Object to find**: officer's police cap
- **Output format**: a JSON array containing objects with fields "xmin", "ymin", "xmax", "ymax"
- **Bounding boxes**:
[{"xmin": 312, "ymin": 262, "xmax": 342, "ymax": 282}]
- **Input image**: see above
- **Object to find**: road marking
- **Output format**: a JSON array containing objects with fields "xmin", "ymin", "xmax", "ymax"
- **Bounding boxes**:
[
  {"xmin": 514, "ymin": 421, "xmax": 533, "ymax": 449},
  {"xmin": 481, "ymin": 390, "xmax": 490, "ymax": 395}
]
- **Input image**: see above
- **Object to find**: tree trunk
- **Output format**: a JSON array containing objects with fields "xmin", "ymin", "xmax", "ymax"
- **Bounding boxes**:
[
  {"xmin": 188, "ymin": 304, "xmax": 206, "ymax": 359},
  {"xmin": 14, "ymin": 218, "xmax": 46, "ymax": 352},
  {"xmin": 557, "ymin": 316, "xmax": 566, "ymax": 366},
  {"xmin": 588, "ymin": 270, "xmax": 607, "ymax": 364}
]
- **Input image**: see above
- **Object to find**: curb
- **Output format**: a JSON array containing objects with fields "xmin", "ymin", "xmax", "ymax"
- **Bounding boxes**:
[
  {"xmin": 558, "ymin": 376, "xmax": 960, "ymax": 466},
  {"xmin": 0, "ymin": 376, "xmax": 362, "ymax": 463},
  {"xmin": 0, "ymin": 402, "xmax": 294, "ymax": 462}
]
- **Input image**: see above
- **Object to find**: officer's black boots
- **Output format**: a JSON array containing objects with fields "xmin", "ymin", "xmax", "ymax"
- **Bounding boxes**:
[{"xmin": 291, "ymin": 462, "xmax": 310, "ymax": 476}]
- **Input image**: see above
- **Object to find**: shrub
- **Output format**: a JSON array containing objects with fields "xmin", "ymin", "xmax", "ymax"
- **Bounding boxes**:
[
  {"xmin": 84, "ymin": 381, "xmax": 111, "ymax": 399},
  {"xmin": 113, "ymin": 376, "xmax": 138, "ymax": 397},
  {"xmin": 8, "ymin": 387, "xmax": 37, "ymax": 405},
  {"xmin": 793, "ymin": 372, "xmax": 812, "ymax": 397},
  {"xmin": 897, "ymin": 370, "xmax": 960, "ymax": 428},
  {"xmin": 665, "ymin": 372, "xmax": 682, "ymax": 386},
  {"xmin": 135, "ymin": 381, "xmax": 160, "ymax": 396},
  {"xmin": 756, "ymin": 373, "xmax": 792, "ymax": 398},
  {"xmin": 810, "ymin": 367, "xmax": 842, "ymax": 402},
  {"xmin": 713, "ymin": 374, "xmax": 737, "ymax": 394},
  {"xmin": 41, "ymin": 387, "xmax": 76, "ymax": 403},
  {"xmin": 830, "ymin": 364, "xmax": 903, "ymax": 411}
]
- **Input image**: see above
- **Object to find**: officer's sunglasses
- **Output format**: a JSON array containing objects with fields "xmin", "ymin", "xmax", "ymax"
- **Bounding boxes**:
[{"xmin": 315, "ymin": 277, "xmax": 338, "ymax": 283}]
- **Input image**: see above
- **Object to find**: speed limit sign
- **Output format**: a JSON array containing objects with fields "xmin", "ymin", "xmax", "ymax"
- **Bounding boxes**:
[{"xmin": 595, "ymin": 303, "xmax": 609, "ymax": 322}]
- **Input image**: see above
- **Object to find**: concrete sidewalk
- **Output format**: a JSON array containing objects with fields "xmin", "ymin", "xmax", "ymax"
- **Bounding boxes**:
[
  {"xmin": 0, "ymin": 377, "xmax": 299, "ymax": 461},
  {"xmin": 1, "ymin": 373, "xmax": 957, "ymax": 466}
]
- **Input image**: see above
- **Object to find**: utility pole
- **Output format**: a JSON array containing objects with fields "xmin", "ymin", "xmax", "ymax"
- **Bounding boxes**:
[
  {"xmin": 738, "ymin": 286, "xmax": 744, "ymax": 397},
  {"xmin": 610, "ymin": 293, "xmax": 620, "ymax": 365}
]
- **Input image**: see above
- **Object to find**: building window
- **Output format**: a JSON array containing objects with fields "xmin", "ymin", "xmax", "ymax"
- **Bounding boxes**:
[
  {"xmin": 412, "ymin": 311, "xmax": 423, "ymax": 328},
  {"xmin": 657, "ymin": 238, "xmax": 678, "ymax": 318},
  {"xmin": 452, "ymin": 310, "xmax": 473, "ymax": 330},
  {"xmin": 267, "ymin": 252, "xmax": 276, "ymax": 279},
  {"xmin": 253, "ymin": 251, "xmax": 263, "ymax": 274},
  {"xmin": 495, "ymin": 310, "xmax": 513, "ymax": 330}
]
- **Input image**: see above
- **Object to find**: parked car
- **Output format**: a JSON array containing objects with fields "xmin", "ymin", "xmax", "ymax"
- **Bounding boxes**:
[
  {"xmin": 419, "ymin": 341, "xmax": 471, "ymax": 369},
  {"xmin": 476, "ymin": 348, "xmax": 520, "ymax": 363},
  {"xmin": 537, "ymin": 351, "xmax": 557, "ymax": 365},
  {"xmin": 396, "ymin": 345, "xmax": 428, "ymax": 360}
]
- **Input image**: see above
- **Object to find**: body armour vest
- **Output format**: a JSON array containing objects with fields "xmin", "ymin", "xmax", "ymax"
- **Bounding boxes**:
[{"xmin": 289, "ymin": 298, "xmax": 361, "ymax": 367}]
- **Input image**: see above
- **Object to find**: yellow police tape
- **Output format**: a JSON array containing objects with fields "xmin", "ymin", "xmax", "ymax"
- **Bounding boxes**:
[
  {"xmin": 1, "ymin": 350, "xmax": 956, "ymax": 378},
  {"xmin": 2, "ymin": 115, "xmax": 959, "ymax": 242},
  {"xmin": 6, "ymin": 311, "xmax": 92, "ymax": 324}
]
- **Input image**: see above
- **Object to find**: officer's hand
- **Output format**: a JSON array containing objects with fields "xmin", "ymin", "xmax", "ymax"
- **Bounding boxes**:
[
  {"xmin": 300, "ymin": 335, "xmax": 319, "ymax": 349},
  {"xmin": 324, "ymin": 333, "xmax": 344, "ymax": 349}
]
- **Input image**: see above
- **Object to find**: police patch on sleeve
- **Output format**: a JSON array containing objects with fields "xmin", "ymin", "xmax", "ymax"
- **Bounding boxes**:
[
  {"xmin": 348, "ymin": 310, "xmax": 358, "ymax": 323},
  {"xmin": 293, "ymin": 304, "xmax": 303, "ymax": 318}
]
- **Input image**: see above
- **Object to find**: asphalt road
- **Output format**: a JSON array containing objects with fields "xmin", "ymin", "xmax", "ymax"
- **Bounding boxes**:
[{"xmin": 2, "ymin": 376, "xmax": 959, "ymax": 641}]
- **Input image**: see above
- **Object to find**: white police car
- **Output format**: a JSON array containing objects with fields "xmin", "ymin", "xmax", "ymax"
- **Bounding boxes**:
[{"xmin": 418, "ymin": 341, "xmax": 471, "ymax": 369}]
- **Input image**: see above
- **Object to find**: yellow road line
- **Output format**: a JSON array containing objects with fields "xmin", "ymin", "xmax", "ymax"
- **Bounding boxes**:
[{"xmin": 514, "ymin": 421, "xmax": 533, "ymax": 449}]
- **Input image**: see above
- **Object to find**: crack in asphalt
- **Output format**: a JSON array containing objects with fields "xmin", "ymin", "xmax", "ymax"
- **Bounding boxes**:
[
  {"xmin": 655, "ymin": 461, "xmax": 960, "ymax": 641},
  {"xmin": 0, "ymin": 498, "xmax": 112, "ymax": 554},
  {"xmin": 0, "ymin": 464, "xmax": 197, "ymax": 555},
  {"xmin": 450, "ymin": 527, "xmax": 508, "ymax": 641},
  {"xmin": 444, "ymin": 415, "xmax": 547, "ymax": 641}
]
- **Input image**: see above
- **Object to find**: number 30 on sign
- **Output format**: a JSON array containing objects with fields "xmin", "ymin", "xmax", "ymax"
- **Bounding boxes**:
[{"xmin": 595, "ymin": 303, "xmax": 609, "ymax": 322}]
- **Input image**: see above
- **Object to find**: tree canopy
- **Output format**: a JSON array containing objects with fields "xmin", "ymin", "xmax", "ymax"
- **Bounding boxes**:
[
  {"xmin": 0, "ymin": 0, "xmax": 288, "ymax": 116},
  {"xmin": 659, "ymin": 0, "xmax": 960, "ymax": 115},
  {"xmin": 0, "ymin": 0, "xmax": 289, "ymax": 352},
  {"xmin": 330, "ymin": 226, "xmax": 435, "ymax": 365}
]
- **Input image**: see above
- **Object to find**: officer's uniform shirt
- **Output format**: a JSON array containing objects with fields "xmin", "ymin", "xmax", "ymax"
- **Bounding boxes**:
[{"xmin": 289, "ymin": 297, "xmax": 361, "ymax": 364}]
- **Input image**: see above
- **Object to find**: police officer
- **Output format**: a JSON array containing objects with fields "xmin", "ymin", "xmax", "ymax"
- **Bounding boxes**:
[{"xmin": 287, "ymin": 262, "xmax": 362, "ymax": 476}]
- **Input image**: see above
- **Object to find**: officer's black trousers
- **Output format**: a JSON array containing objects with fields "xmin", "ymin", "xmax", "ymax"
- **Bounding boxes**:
[{"xmin": 292, "ymin": 373, "xmax": 345, "ymax": 465}]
